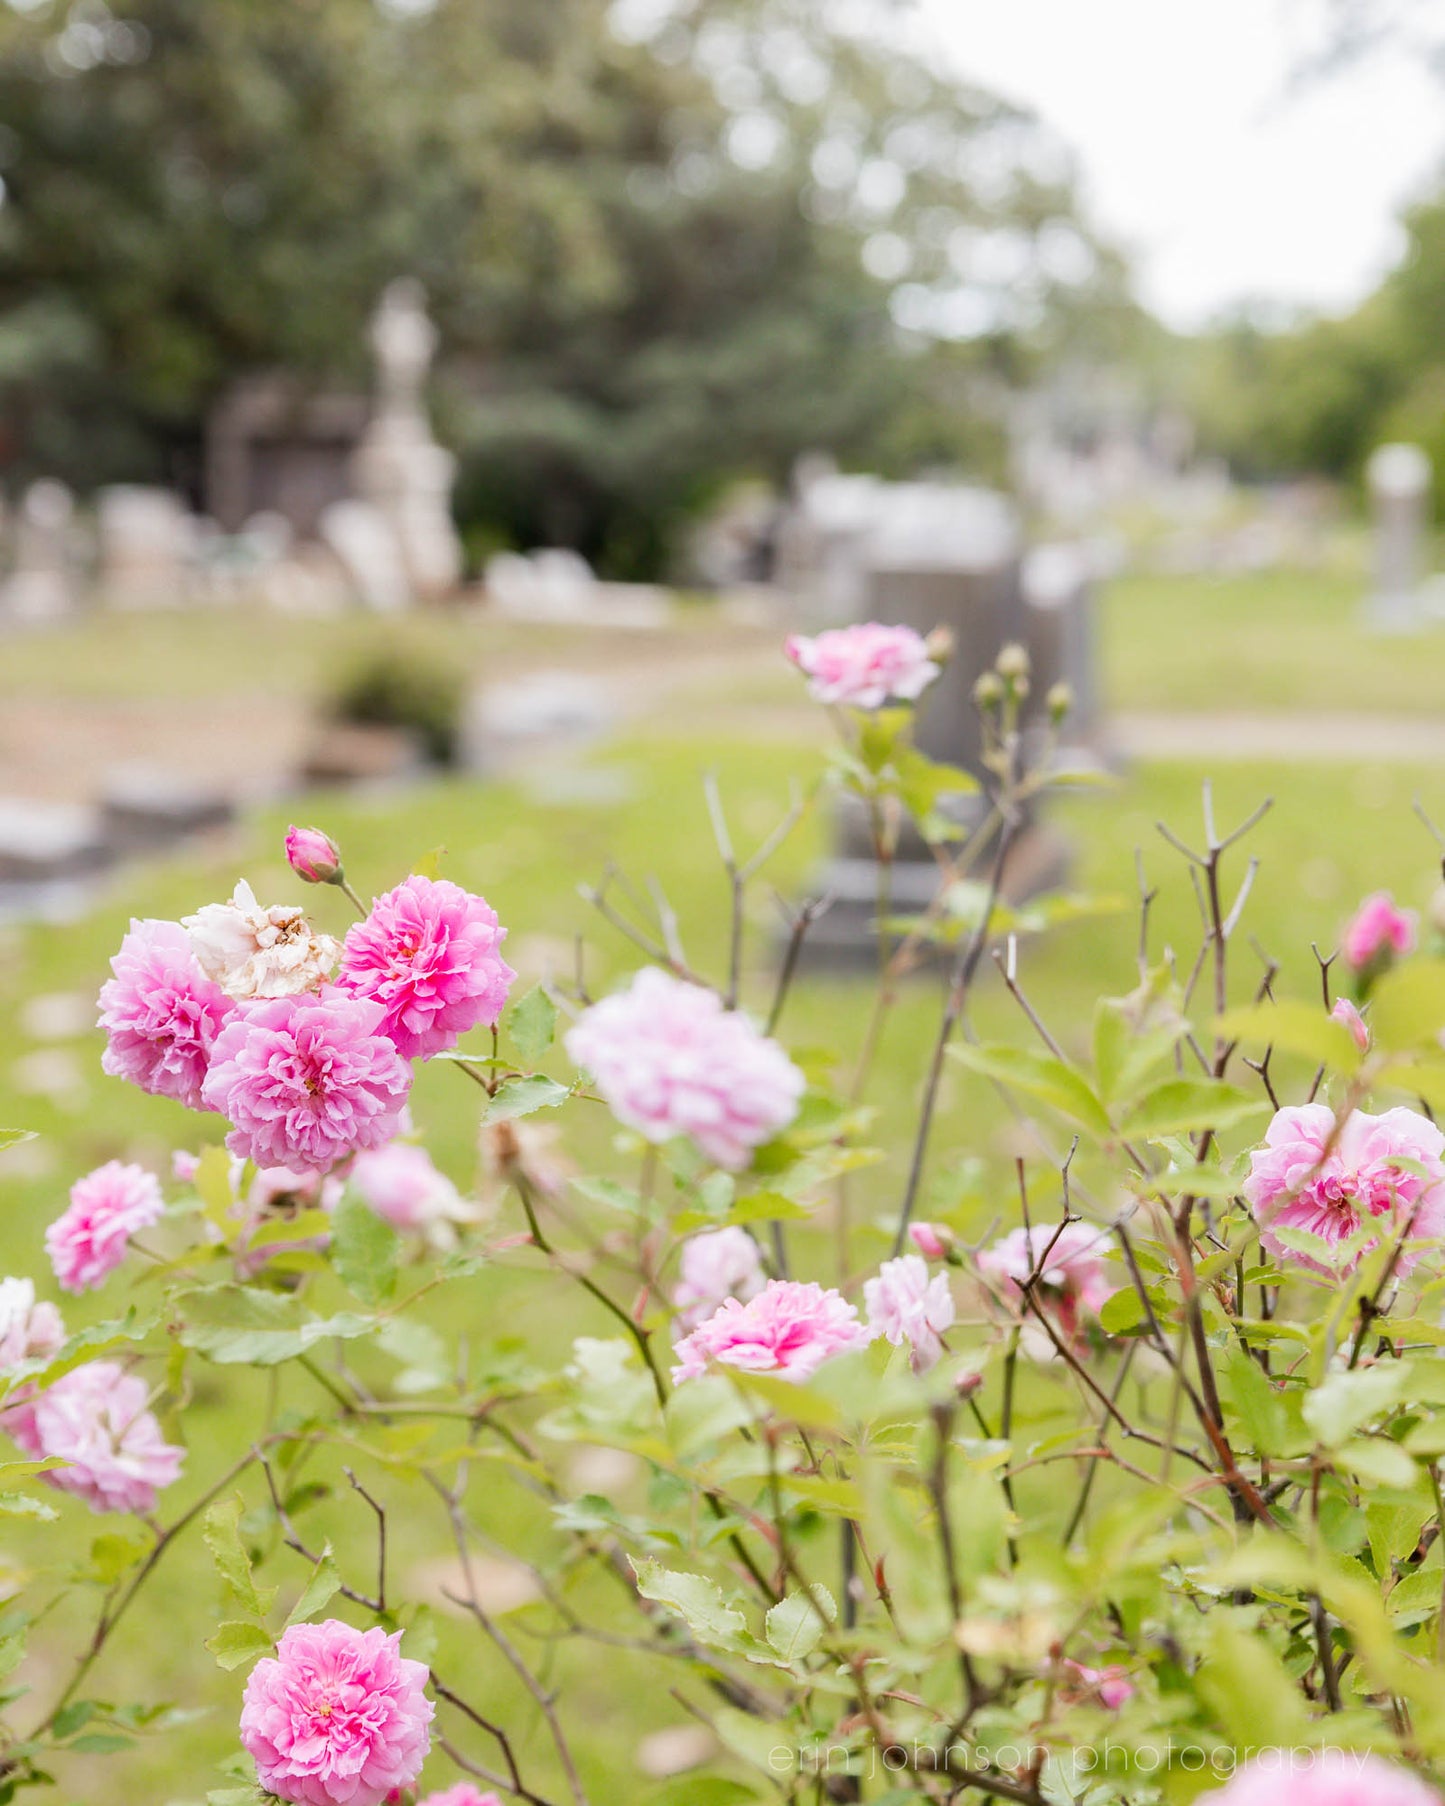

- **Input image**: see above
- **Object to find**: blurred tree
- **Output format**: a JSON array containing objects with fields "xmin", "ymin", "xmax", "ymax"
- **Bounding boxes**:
[{"xmin": 0, "ymin": 0, "xmax": 1128, "ymax": 574}]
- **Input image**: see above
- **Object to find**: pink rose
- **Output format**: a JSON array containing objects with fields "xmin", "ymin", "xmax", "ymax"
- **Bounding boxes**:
[
  {"xmin": 0, "ymin": 1278, "xmax": 64, "ymax": 1371},
  {"xmin": 338, "ymin": 875, "xmax": 515, "ymax": 1062},
  {"xmin": 1243, "ymin": 1102, "xmax": 1445, "ymax": 1277},
  {"xmin": 566, "ymin": 969, "xmax": 804, "ymax": 1170},
  {"xmin": 286, "ymin": 825, "xmax": 343, "ymax": 885},
  {"xmin": 1342, "ymin": 891, "xmax": 1416, "ymax": 972},
  {"xmin": 97, "ymin": 918, "xmax": 233, "ymax": 1110},
  {"xmin": 1201, "ymin": 1752, "xmax": 1441, "ymax": 1806},
  {"xmin": 671, "ymin": 1278, "xmax": 873, "ymax": 1384},
  {"xmin": 784, "ymin": 622, "xmax": 941, "ymax": 710},
  {"xmin": 1331, "ymin": 997, "xmax": 1370, "ymax": 1051},
  {"xmin": 977, "ymin": 1222, "xmax": 1116, "ymax": 1346},
  {"xmin": 46, "ymin": 1161, "xmax": 163, "ymax": 1295},
  {"xmin": 9, "ymin": 1360, "xmax": 183, "ymax": 1514},
  {"xmin": 864, "ymin": 1254, "xmax": 955, "ymax": 1372},
  {"xmin": 672, "ymin": 1228, "xmax": 766, "ymax": 1333},
  {"xmin": 202, "ymin": 990, "xmax": 412, "ymax": 1174},
  {"xmin": 240, "ymin": 1620, "xmax": 433, "ymax": 1806},
  {"xmin": 348, "ymin": 1143, "xmax": 467, "ymax": 1234},
  {"xmin": 908, "ymin": 1222, "xmax": 952, "ymax": 1260}
]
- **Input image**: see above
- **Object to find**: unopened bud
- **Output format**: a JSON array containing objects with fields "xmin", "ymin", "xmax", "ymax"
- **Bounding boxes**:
[
  {"xmin": 285, "ymin": 824, "xmax": 343, "ymax": 886},
  {"xmin": 973, "ymin": 672, "xmax": 1004, "ymax": 711},
  {"xmin": 1046, "ymin": 681, "xmax": 1073, "ymax": 725},
  {"xmin": 995, "ymin": 642, "xmax": 1030, "ymax": 682},
  {"xmin": 954, "ymin": 1369, "xmax": 983, "ymax": 1400},
  {"xmin": 909, "ymin": 1222, "xmax": 953, "ymax": 1261},
  {"xmin": 924, "ymin": 625, "xmax": 955, "ymax": 663}
]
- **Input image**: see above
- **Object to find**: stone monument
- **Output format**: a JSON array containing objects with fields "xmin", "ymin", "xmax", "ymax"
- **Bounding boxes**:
[
  {"xmin": 0, "ymin": 480, "xmax": 77, "ymax": 623},
  {"xmin": 1365, "ymin": 442, "xmax": 1432, "ymax": 633},
  {"xmin": 350, "ymin": 279, "xmax": 462, "ymax": 601},
  {"xmin": 96, "ymin": 485, "xmax": 194, "ymax": 608}
]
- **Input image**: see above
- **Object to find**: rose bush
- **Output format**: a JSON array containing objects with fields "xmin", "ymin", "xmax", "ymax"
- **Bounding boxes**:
[{"xmin": 3, "ymin": 632, "xmax": 1445, "ymax": 1804}]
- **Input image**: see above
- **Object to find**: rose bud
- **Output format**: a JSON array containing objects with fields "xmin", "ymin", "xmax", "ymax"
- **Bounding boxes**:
[
  {"xmin": 908, "ymin": 1222, "xmax": 953, "ymax": 1260},
  {"xmin": 284, "ymin": 825, "xmax": 344, "ymax": 886}
]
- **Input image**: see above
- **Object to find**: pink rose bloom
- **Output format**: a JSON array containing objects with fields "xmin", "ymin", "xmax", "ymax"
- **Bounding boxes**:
[
  {"xmin": 864, "ymin": 1254, "xmax": 955, "ymax": 1372},
  {"xmin": 672, "ymin": 1227, "xmax": 766, "ymax": 1333},
  {"xmin": 240, "ymin": 1619, "xmax": 433, "ymax": 1806},
  {"xmin": 0, "ymin": 1278, "xmax": 64, "ymax": 1372},
  {"xmin": 1201, "ymin": 1753, "xmax": 1441, "ymax": 1806},
  {"xmin": 286, "ymin": 825, "xmax": 343, "ymax": 885},
  {"xmin": 348, "ymin": 1143, "xmax": 466, "ymax": 1233},
  {"xmin": 9, "ymin": 1360, "xmax": 183, "ymax": 1514},
  {"xmin": 97, "ymin": 918, "xmax": 233, "ymax": 1110},
  {"xmin": 46, "ymin": 1161, "xmax": 164, "ymax": 1295},
  {"xmin": 1331, "ymin": 997, "xmax": 1370, "ymax": 1051},
  {"xmin": 671, "ymin": 1278, "xmax": 873, "ymax": 1383},
  {"xmin": 566, "ymin": 969, "xmax": 804, "ymax": 1169},
  {"xmin": 1244, "ymin": 1102, "xmax": 1445, "ymax": 1277},
  {"xmin": 201, "ymin": 991, "xmax": 412, "ymax": 1174},
  {"xmin": 1343, "ymin": 891, "xmax": 1416, "ymax": 971},
  {"xmin": 977, "ymin": 1222, "xmax": 1116, "ymax": 1344},
  {"xmin": 1062, "ymin": 1659, "xmax": 1134, "ymax": 1710},
  {"xmin": 908, "ymin": 1222, "xmax": 952, "ymax": 1260},
  {"xmin": 784, "ymin": 622, "xmax": 941, "ymax": 710},
  {"xmin": 418, "ymin": 1791, "xmax": 502, "ymax": 1806},
  {"xmin": 337, "ymin": 876, "xmax": 515, "ymax": 1062}
]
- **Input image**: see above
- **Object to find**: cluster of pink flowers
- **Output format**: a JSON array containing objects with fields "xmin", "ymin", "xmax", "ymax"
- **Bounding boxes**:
[
  {"xmin": 1243, "ymin": 1102, "xmax": 1445, "ymax": 1276},
  {"xmin": 567, "ymin": 969, "xmax": 804, "ymax": 1169},
  {"xmin": 9, "ymin": 1361, "xmax": 183, "ymax": 1515},
  {"xmin": 864, "ymin": 1254, "xmax": 955, "ymax": 1372},
  {"xmin": 672, "ymin": 1227, "xmax": 766, "ymax": 1332},
  {"xmin": 97, "ymin": 865, "xmax": 513, "ymax": 1179},
  {"xmin": 239, "ymin": 1619, "xmax": 433, "ymax": 1806},
  {"xmin": 671, "ymin": 1278, "xmax": 872, "ymax": 1383},
  {"xmin": 1203, "ymin": 1753, "xmax": 1441, "ymax": 1806},
  {"xmin": 977, "ymin": 1222, "xmax": 1117, "ymax": 1347},
  {"xmin": 45, "ymin": 1160, "xmax": 163, "ymax": 1294},
  {"xmin": 785, "ymin": 622, "xmax": 942, "ymax": 710},
  {"xmin": 1342, "ymin": 890, "xmax": 1416, "ymax": 974}
]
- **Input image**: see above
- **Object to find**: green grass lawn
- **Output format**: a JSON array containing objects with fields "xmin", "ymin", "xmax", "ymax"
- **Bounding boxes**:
[{"xmin": 2, "ymin": 572, "xmax": 1443, "ymax": 1803}]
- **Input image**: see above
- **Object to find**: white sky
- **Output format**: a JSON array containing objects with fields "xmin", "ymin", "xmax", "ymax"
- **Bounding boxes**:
[{"xmin": 919, "ymin": 0, "xmax": 1445, "ymax": 328}]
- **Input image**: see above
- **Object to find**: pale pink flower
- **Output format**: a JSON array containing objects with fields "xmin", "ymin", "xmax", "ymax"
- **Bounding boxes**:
[
  {"xmin": 418, "ymin": 1789, "xmax": 502, "ymax": 1806},
  {"xmin": 9, "ymin": 1361, "xmax": 183, "ymax": 1514},
  {"xmin": 185, "ymin": 880, "xmax": 340, "ymax": 1002},
  {"xmin": 337, "ymin": 876, "xmax": 515, "ymax": 1062},
  {"xmin": 1200, "ymin": 1752, "xmax": 1441, "ymax": 1806},
  {"xmin": 908, "ymin": 1222, "xmax": 952, "ymax": 1260},
  {"xmin": 672, "ymin": 1228, "xmax": 766, "ymax": 1333},
  {"xmin": 97, "ymin": 918, "xmax": 233, "ymax": 1110},
  {"xmin": 1331, "ymin": 997, "xmax": 1370, "ymax": 1051},
  {"xmin": 977, "ymin": 1222, "xmax": 1117, "ymax": 1345},
  {"xmin": 566, "ymin": 969, "xmax": 804, "ymax": 1169},
  {"xmin": 784, "ymin": 622, "xmax": 941, "ymax": 710},
  {"xmin": 0, "ymin": 1279, "xmax": 64, "ymax": 1372},
  {"xmin": 348, "ymin": 1143, "xmax": 467, "ymax": 1234},
  {"xmin": 864, "ymin": 1254, "xmax": 955, "ymax": 1372},
  {"xmin": 201, "ymin": 991, "xmax": 412, "ymax": 1174},
  {"xmin": 240, "ymin": 1619, "xmax": 433, "ymax": 1806},
  {"xmin": 671, "ymin": 1278, "xmax": 873, "ymax": 1383},
  {"xmin": 1061, "ymin": 1659, "xmax": 1134, "ymax": 1710},
  {"xmin": 1243, "ymin": 1102, "xmax": 1445, "ymax": 1277},
  {"xmin": 286, "ymin": 826, "xmax": 343, "ymax": 886},
  {"xmin": 1343, "ymin": 891, "xmax": 1416, "ymax": 971},
  {"xmin": 46, "ymin": 1161, "xmax": 163, "ymax": 1295}
]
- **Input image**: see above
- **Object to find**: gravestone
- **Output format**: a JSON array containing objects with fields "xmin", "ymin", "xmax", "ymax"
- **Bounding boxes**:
[
  {"xmin": 97, "ymin": 486, "xmax": 194, "ymax": 609},
  {"xmin": 350, "ymin": 280, "xmax": 462, "ymax": 600},
  {"xmin": 0, "ymin": 481, "xmax": 77, "ymax": 623},
  {"xmin": 1020, "ymin": 542, "xmax": 1108, "ymax": 769},
  {"xmin": 1366, "ymin": 442, "xmax": 1432, "ymax": 633},
  {"xmin": 205, "ymin": 376, "xmax": 367, "ymax": 538},
  {"xmin": 319, "ymin": 499, "xmax": 411, "ymax": 614}
]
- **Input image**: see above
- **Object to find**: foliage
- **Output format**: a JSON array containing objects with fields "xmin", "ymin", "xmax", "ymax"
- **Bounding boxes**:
[
  {"xmin": 6, "ymin": 640, "xmax": 1445, "ymax": 1803},
  {"xmin": 325, "ymin": 643, "xmax": 467, "ymax": 766}
]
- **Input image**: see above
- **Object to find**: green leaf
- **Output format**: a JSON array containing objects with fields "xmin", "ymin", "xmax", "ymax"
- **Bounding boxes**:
[
  {"xmin": 1217, "ymin": 1000, "xmax": 1363, "ymax": 1072},
  {"xmin": 1092, "ymin": 999, "xmax": 1129, "ymax": 1103},
  {"xmin": 1098, "ymin": 1287, "xmax": 1153, "ymax": 1338},
  {"xmin": 0, "ymin": 1130, "xmax": 35, "ymax": 1153},
  {"xmin": 331, "ymin": 1193, "xmax": 399, "ymax": 1308},
  {"xmin": 193, "ymin": 1145, "xmax": 241, "ymax": 1229},
  {"xmin": 205, "ymin": 1621, "xmax": 274, "ymax": 1672},
  {"xmin": 570, "ymin": 1176, "xmax": 648, "ymax": 1217},
  {"xmin": 203, "ymin": 1496, "xmax": 274, "ymax": 1622},
  {"xmin": 176, "ymin": 1288, "xmax": 375, "ymax": 1367},
  {"xmin": 947, "ymin": 1042, "xmax": 1112, "ymax": 1138},
  {"xmin": 482, "ymin": 1075, "xmax": 570, "ymax": 1124},
  {"xmin": 285, "ymin": 1546, "xmax": 340, "ymax": 1628},
  {"xmin": 1303, "ymin": 1364, "xmax": 1411, "ymax": 1448},
  {"xmin": 1118, "ymin": 1077, "xmax": 1265, "ymax": 1140},
  {"xmin": 764, "ymin": 1584, "xmax": 836, "ymax": 1663},
  {"xmin": 508, "ymin": 986, "xmax": 558, "ymax": 1065},
  {"xmin": 631, "ymin": 1558, "xmax": 748, "ymax": 1652}
]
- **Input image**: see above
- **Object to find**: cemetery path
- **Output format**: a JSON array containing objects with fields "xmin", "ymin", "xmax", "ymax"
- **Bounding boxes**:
[{"xmin": 1115, "ymin": 712, "xmax": 1445, "ymax": 764}]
